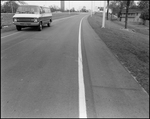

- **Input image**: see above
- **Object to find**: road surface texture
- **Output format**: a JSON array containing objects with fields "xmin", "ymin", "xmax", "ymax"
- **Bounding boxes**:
[{"xmin": 1, "ymin": 14, "xmax": 149, "ymax": 118}]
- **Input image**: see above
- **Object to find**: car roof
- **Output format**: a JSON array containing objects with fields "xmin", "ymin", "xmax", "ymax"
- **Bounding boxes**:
[
  {"xmin": 19, "ymin": 5, "xmax": 42, "ymax": 7},
  {"xmin": 19, "ymin": 5, "xmax": 50, "ymax": 9}
]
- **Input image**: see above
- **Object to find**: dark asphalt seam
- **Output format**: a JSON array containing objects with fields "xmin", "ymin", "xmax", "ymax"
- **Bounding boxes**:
[{"xmin": 81, "ymin": 20, "xmax": 97, "ymax": 118}]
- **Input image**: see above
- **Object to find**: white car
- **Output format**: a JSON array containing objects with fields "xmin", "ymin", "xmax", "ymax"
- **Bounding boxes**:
[{"xmin": 13, "ymin": 5, "xmax": 52, "ymax": 31}]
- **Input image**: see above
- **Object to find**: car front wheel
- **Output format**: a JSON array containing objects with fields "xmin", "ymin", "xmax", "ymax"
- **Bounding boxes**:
[
  {"xmin": 47, "ymin": 21, "xmax": 51, "ymax": 27},
  {"xmin": 16, "ymin": 26, "xmax": 21, "ymax": 31},
  {"xmin": 38, "ymin": 22, "xmax": 42, "ymax": 31}
]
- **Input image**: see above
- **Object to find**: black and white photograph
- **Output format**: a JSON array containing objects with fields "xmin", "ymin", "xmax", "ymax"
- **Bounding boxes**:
[{"xmin": 1, "ymin": 0, "xmax": 149, "ymax": 118}]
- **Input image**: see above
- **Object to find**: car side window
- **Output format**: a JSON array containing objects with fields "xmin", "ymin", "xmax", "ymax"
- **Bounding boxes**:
[
  {"xmin": 40, "ymin": 7, "xmax": 45, "ymax": 14},
  {"xmin": 46, "ymin": 8, "xmax": 48, "ymax": 13},
  {"xmin": 42, "ymin": 7, "xmax": 45, "ymax": 13},
  {"xmin": 40, "ymin": 7, "xmax": 43, "ymax": 14}
]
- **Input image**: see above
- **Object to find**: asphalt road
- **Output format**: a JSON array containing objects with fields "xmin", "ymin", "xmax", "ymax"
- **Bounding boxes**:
[{"xmin": 1, "ymin": 14, "xmax": 149, "ymax": 118}]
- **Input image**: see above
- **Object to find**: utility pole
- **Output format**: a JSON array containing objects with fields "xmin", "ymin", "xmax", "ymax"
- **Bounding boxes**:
[
  {"xmin": 102, "ymin": 1, "xmax": 106, "ymax": 28},
  {"xmin": 125, "ymin": 0, "xmax": 130, "ymax": 29}
]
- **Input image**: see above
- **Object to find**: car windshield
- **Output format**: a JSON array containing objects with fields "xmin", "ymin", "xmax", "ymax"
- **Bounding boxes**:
[{"xmin": 16, "ymin": 6, "xmax": 39, "ymax": 14}]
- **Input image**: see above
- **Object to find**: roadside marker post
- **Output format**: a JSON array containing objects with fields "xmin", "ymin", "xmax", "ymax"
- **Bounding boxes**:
[
  {"xmin": 91, "ymin": 1, "xmax": 93, "ymax": 17},
  {"xmin": 102, "ymin": 1, "xmax": 106, "ymax": 28},
  {"xmin": 69, "ymin": 1, "xmax": 70, "ymax": 14}
]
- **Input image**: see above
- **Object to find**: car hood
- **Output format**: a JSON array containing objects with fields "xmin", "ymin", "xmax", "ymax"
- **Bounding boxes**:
[{"xmin": 13, "ymin": 14, "xmax": 40, "ymax": 18}]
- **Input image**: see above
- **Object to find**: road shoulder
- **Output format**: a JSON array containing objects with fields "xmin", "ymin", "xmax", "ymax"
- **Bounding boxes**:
[{"xmin": 81, "ymin": 15, "xmax": 149, "ymax": 118}]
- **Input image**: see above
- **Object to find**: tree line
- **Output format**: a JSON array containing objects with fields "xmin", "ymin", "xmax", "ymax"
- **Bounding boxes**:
[
  {"xmin": 1, "ymin": 1, "xmax": 89, "ymax": 13},
  {"xmin": 1, "ymin": 1, "xmax": 27, "ymax": 13}
]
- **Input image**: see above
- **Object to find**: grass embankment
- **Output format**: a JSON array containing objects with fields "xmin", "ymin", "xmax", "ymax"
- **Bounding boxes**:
[
  {"xmin": 95, "ymin": 12, "xmax": 149, "ymax": 36},
  {"xmin": 1, "ymin": 13, "xmax": 15, "ymax": 26},
  {"xmin": 88, "ymin": 13, "xmax": 149, "ymax": 94},
  {"xmin": 112, "ymin": 20, "xmax": 149, "ymax": 36},
  {"xmin": 1, "ymin": 12, "xmax": 79, "ymax": 33}
]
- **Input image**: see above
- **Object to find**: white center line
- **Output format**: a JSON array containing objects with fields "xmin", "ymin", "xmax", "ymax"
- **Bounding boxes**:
[
  {"xmin": 78, "ymin": 15, "xmax": 88, "ymax": 118},
  {"xmin": 2, "ymin": 39, "xmax": 27, "ymax": 52},
  {"xmin": 53, "ymin": 14, "xmax": 79, "ymax": 22},
  {"xmin": 1, "ymin": 32, "xmax": 20, "ymax": 39}
]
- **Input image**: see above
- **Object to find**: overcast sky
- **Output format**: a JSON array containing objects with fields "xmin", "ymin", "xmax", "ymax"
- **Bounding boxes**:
[
  {"xmin": 24, "ymin": 1, "xmax": 104, "ymax": 10},
  {"xmin": 1, "ymin": 1, "xmax": 139, "ymax": 10}
]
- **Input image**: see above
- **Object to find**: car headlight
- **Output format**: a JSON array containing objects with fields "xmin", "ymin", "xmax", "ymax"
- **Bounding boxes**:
[
  {"xmin": 14, "ymin": 18, "xmax": 17, "ymax": 22},
  {"xmin": 34, "ymin": 18, "xmax": 38, "ymax": 22}
]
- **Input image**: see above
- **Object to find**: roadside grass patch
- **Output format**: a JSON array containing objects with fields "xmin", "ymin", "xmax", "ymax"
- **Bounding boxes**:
[
  {"xmin": 87, "ymin": 14, "xmax": 149, "ymax": 94},
  {"xmin": 1, "ymin": 13, "xmax": 15, "ymax": 27},
  {"xmin": 95, "ymin": 12, "xmax": 149, "ymax": 36},
  {"xmin": 113, "ymin": 20, "xmax": 149, "ymax": 36}
]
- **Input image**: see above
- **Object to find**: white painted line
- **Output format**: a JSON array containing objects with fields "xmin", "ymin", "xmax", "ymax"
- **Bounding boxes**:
[
  {"xmin": 78, "ymin": 15, "xmax": 88, "ymax": 118},
  {"xmin": 53, "ymin": 14, "xmax": 79, "ymax": 22},
  {"xmin": 1, "ymin": 32, "xmax": 20, "ymax": 39},
  {"xmin": 2, "ymin": 39, "xmax": 27, "ymax": 52},
  {"xmin": 3, "ymin": 25, "xmax": 8, "ymax": 28}
]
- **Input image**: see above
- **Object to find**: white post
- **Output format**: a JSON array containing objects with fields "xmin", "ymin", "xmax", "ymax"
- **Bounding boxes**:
[
  {"xmin": 91, "ymin": 1, "xmax": 93, "ymax": 17},
  {"xmin": 69, "ymin": 1, "xmax": 70, "ymax": 14},
  {"xmin": 44, "ymin": 1, "xmax": 46, "ymax": 7},
  {"xmin": 102, "ymin": 1, "xmax": 106, "ymax": 28},
  {"xmin": 93, "ymin": 1, "xmax": 94, "ymax": 14},
  {"xmin": 79, "ymin": 7, "xmax": 80, "ymax": 13}
]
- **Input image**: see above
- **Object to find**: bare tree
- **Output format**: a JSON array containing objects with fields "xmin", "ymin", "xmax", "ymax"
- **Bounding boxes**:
[
  {"xmin": 2, "ymin": 0, "xmax": 27, "ymax": 13},
  {"xmin": 106, "ymin": 0, "xmax": 109, "ymax": 20},
  {"xmin": 125, "ymin": 0, "xmax": 131, "ymax": 29},
  {"xmin": 118, "ymin": 1, "xmax": 126, "ymax": 21}
]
